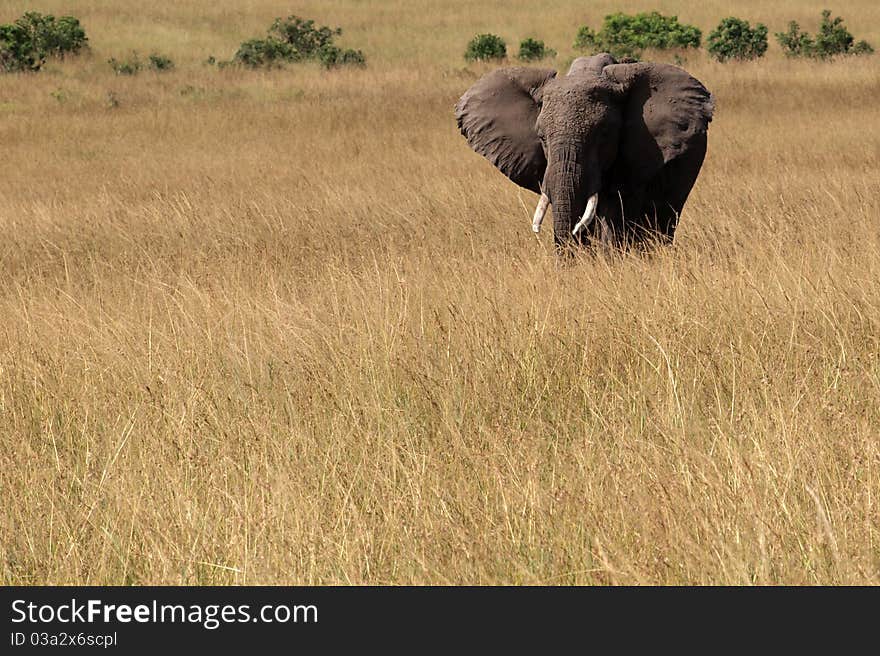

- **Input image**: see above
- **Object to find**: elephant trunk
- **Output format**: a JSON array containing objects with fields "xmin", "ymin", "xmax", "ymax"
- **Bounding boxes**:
[
  {"xmin": 548, "ymin": 152, "xmax": 582, "ymax": 248},
  {"xmin": 548, "ymin": 148, "xmax": 603, "ymax": 249}
]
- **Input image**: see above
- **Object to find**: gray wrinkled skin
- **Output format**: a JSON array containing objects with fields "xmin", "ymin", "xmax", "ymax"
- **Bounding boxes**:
[{"xmin": 455, "ymin": 54, "xmax": 714, "ymax": 250}]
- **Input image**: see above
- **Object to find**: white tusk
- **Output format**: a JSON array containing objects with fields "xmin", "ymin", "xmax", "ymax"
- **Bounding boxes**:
[
  {"xmin": 572, "ymin": 193, "xmax": 599, "ymax": 236},
  {"xmin": 531, "ymin": 193, "xmax": 550, "ymax": 233}
]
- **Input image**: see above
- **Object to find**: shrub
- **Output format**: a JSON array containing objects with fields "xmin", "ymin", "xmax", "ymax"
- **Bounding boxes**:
[
  {"xmin": 108, "ymin": 53, "xmax": 142, "ymax": 75},
  {"xmin": 813, "ymin": 9, "xmax": 854, "ymax": 56},
  {"xmin": 707, "ymin": 17, "xmax": 768, "ymax": 62},
  {"xmin": 517, "ymin": 38, "xmax": 556, "ymax": 62},
  {"xmin": 317, "ymin": 44, "xmax": 366, "ymax": 69},
  {"xmin": 575, "ymin": 12, "xmax": 701, "ymax": 58},
  {"xmin": 573, "ymin": 27, "xmax": 599, "ymax": 53},
  {"xmin": 0, "ymin": 23, "xmax": 41, "ymax": 72},
  {"xmin": 776, "ymin": 10, "xmax": 874, "ymax": 58},
  {"xmin": 15, "ymin": 12, "xmax": 87, "ymax": 59},
  {"xmin": 1, "ymin": 11, "xmax": 87, "ymax": 73},
  {"xmin": 852, "ymin": 40, "xmax": 874, "ymax": 55},
  {"xmin": 269, "ymin": 16, "xmax": 339, "ymax": 60},
  {"xmin": 465, "ymin": 33, "xmax": 507, "ymax": 62},
  {"xmin": 148, "ymin": 53, "xmax": 174, "ymax": 71},
  {"xmin": 776, "ymin": 21, "xmax": 814, "ymax": 57},
  {"xmin": 108, "ymin": 52, "xmax": 172, "ymax": 75},
  {"xmin": 51, "ymin": 16, "xmax": 88, "ymax": 56},
  {"xmin": 232, "ymin": 37, "xmax": 293, "ymax": 68},
  {"xmin": 231, "ymin": 15, "xmax": 366, "ymax": 69}
]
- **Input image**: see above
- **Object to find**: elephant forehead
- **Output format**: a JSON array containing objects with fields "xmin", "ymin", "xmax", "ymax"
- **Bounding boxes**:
[
  {"xmin": 542, "ymin": 85, "xmax": 611, "ymax": 126},
  {"xmin": 544, "ymin": 78, "xmax": 614, "ymax": 109},
  {"xmin": 546, "ymin": 79, "xmax": 591, "ymax": 99}
]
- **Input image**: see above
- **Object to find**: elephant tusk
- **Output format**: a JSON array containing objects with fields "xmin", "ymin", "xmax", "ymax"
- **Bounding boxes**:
[
  {"xmin": 532, "ymin": 193, "xmax": 550, "ymax": 233},
  {"xmin": 572, "ymin": 193, "xmax": 599, "ymax": 236}
]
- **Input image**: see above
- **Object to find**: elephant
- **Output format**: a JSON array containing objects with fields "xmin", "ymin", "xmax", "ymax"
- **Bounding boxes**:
[{"xmin": 455, "ymin": 53, "xmax": 714, "ymax": 251}]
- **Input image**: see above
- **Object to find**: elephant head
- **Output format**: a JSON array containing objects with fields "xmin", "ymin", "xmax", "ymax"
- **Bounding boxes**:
[{"xmin": 455, "ymin": 54, "xmax": 714, "ymax": 249}]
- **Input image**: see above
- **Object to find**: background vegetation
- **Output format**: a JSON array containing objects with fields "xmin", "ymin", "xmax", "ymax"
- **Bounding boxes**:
[
  {"xmin": 230, "ymin": 15, "xmax": 365, "ymax": 69},
  {"xmin": 517, "ymin": 37, "xmax": 555, "ymax": 61},
  {"xmin": 707, "ymin": 18, "xmax": 769, "ymax": 62},
  {"xmin": 1, "ymin": 1, "xmax": 879, "ymax": 585},
  {"xmin": 777, "ymin": 9, "xmax": 874, "ymax": 57},
  {"xmin": 465, "ymin": 33, "xmax": 507, "ymax": 61},
  {"xmin": 574, "ymin": 11, "xmax": 702, "ymax": 58},
  {"xmin": 0, "ymin": 10, "xmax": 86, "ymax": 71}
]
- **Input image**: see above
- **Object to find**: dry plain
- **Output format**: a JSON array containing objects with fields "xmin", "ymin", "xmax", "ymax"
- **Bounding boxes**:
[{"xmin": 1, "ymin": 1, "xmax": 879, "ymax": 584}]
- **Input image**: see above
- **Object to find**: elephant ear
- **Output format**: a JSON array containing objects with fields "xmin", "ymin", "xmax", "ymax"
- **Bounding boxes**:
[
  {"xmin": 603, "ymin": 62, "xmax": 714, "ymax": 184},
  {"xmin": 455, "ymin": 67, "xmax": 557, "ymax": 194}
]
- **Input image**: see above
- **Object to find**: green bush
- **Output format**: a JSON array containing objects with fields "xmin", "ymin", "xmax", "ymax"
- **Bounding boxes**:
[
  {"xmin": 109, "ymin": 52, "xmax": 172, "ymax": 75},
  {"xmin": 1, "ymin": 11, "xmax": 87, "ymax": 73},
  {"xmin": 148, "ymin": 53, "xmax": 174, "ymax": 71},
  {"xmin": 465, "ymin": 33, "xmax": 507, "ymax": 61},
  {"xmin": 317, "ymin": 44, "xmax": 366, "ymax": 69},
  {"xmin": 108, "ymin": 53, "xmax": 142, "ymax": 75},
  {"xmin": 707, "ymin": 17, "xmax": 768, "ymax": 62},
  {"xmin": 517, "ymin": 38, "xmax": 555, "ymax": 62},
  {"xmin": 0, "ymin": 24, "xmax": 40, "ymax": 72},
  {"xmin": 852, "ymin": 40, "xmax": 875, "ymax": 55},
  {"xmin": 232, "ymin": 37, "xmax": 292, "ymax": 68},
  {"xmin": 775, "ymin": 21, "xmax": 813, "ymax": 57},
  {"xmin": 231, "ymin": 15, "xmax": 366, "ymax": 69},
  {"xmin": 776, "ymin": 10, "xmax": 874, "ymax": 58},
  {"xmin": 15, "ymin": 12, "xmax": 87, "ymax": 59},
  {"xmin": 50, "ymin": 16, "xmax": 88, "ymax": 56},
  {"xmin": 573, "ymin": 26, "xmax": 599, "ymax": 53},
  {"xmin": 575, "ymin": 12, "xmax": 701, "ymax": 58},
  {"xmin": 269, "ymin": 16, "xmax": 339, "ymax": 60},
  {"xmin": 813, "ymin": 10, "xmax": 855, "ymax": 56}
]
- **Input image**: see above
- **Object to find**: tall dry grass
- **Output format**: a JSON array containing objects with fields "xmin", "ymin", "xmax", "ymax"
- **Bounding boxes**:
[{"xmin": 0, "ymin": 2, "xmax": 878, "ymax": 584}]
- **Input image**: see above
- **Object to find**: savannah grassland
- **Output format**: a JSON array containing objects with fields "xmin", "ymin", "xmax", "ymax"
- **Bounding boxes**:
[{"xmin": 1, "ymin": 1, "xmax": 879, "ymax": 585}]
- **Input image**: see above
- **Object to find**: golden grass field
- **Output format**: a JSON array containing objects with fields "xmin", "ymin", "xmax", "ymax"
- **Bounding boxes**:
[{"xmin": 1, "ymin": 1, "xmax": 879, "ymax": 584}]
